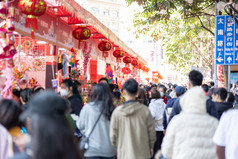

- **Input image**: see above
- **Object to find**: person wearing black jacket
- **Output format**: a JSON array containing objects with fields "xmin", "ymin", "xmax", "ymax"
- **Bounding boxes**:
[
  {"xmin": 213, "ymin": 88, "xmax": 233, "ymax": 120},
  {"xmin": 168, "ymin": 70, "xmax": 218, "ymax": 124},
  {"xmin": 60, "ymin": 79, "xmax": 83, "ymax": 116}
]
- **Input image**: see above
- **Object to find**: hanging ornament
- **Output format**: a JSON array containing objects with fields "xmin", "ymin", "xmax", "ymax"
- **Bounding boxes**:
[
  {"xmin": 122, "ymin": 67, "xmax": 131, "ymax": 74},
  {"xmin": 113, "ymin": 49, "xmax": 124, "ymax": 63},
  {"xmin": 123, "ymin": 56, "xmax": 132, "ymax": 67},
  {"xmin": 98, "ymin": 40, "xmax": 112, "ymax": 58},
  {"xmin": 18, "ymin": 0, "xmax": 47, "ymax": 38},
  {"xmin": 0, "ymin": 2, "xmax": 7, "ymax": 15},
  {"xmin": 0, "ymin": 32, "xmax": 10, "ymax": 52},
  {"xmin": 72, "ymin": 26, "xmax": 91, "ymax": 48},
  {"xmin": 131, "ymin": 59, "xmax": 138, "ymax": 67}
]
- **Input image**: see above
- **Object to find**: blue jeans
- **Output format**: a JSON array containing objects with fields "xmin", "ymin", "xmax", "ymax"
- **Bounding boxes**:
[{"xmin": 86, "ymin": 157, "xmax": 113, "ymax": 159}]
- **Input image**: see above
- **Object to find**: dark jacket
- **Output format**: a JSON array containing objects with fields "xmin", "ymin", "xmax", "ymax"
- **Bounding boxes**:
[
  {"xmin": 168, "ymin": 97, "xmax": 218, "ymax": 123},
  {"xmin": 68, "ymin": 94, "xmax": 83, "ymax": 116},
  {"xmin": 214, "ymin": 102, "xmax": 233, "ymax": 120},
  {"xmin": 163, "ymin": 98, "xmax": 177, "ymax": 130}
]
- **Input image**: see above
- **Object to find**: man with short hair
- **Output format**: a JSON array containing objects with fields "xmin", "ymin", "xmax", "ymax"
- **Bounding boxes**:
[
  {"xmin": 110, "ymin": 79, "xmax": 156, "ymax": 159},
  {"xmin": 168, "ymin": 70, "xmax": 218, "ymax": 123}
]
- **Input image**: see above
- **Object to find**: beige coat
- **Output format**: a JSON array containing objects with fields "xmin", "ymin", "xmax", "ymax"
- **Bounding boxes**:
[{"xmin": 110, "ymin": 102, "xmax": 156, "ymax": 159}]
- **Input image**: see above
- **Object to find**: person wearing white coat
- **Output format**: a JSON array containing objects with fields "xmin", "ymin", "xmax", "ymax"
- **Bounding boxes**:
[
  {"xmin": 161, "ymin": 87, "xmax": 218, "ymax": 159},
  {"xmin": 149, "ymin": 87, "xmax": 166, "ymax": 158}
]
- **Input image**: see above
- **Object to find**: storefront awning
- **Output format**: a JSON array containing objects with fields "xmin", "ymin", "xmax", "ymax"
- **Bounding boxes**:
[{"xmin": 45, "ymin": 0, "xmax": 147, "ymax": 65}]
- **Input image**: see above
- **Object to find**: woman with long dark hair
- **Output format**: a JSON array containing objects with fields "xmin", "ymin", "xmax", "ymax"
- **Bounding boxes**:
[
  {"xmin": 77, "ymin": 83, "xmax": 115, "ymax": 159},
  {"xmin": 11, "ymin": 91, "xmax": 81, "ymax": 159},
  {"xmin": 60, "ymin": 79, "xmax": 83, "ymax": 116}
]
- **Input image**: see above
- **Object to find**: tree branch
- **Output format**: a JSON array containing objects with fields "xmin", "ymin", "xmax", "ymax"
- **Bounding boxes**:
[{"xmin": 196, "ymin": 15, "xmax": 215, "ymax": 36}]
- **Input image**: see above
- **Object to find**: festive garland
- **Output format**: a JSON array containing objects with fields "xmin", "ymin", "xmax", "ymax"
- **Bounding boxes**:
[
  {"xmin": 22, "ymin": 37, "xmax": 34, "ymax": 51},
  {"xmin": 32, "ymin": 58, "xmax": 45, "ymax": 71}
]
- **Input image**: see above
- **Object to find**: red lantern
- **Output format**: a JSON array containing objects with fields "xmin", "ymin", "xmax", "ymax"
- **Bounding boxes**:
[
  {"xmin": 98, "ymin": 40, "xmax": 112, "ymax": 58},
  {"xmin": 113, "ymin": 49, "xmax": 124, "ymax": 63},
  {"xmin": 122, "ymin": 67, "xmax": 131, "ymax": 74},
  {"xmin": 19, "ymin": 0, "xmax": 47, "ymax": 38},
  {"xmin": 123, "ymin": 56, "xmax": 131, "ymax": 67},
  {"xmin": 131, "ymin": 59, "xmax": 138, "ymax": 67},
  {"xmin": 72, "ymin": 27, "xmax": 91, "ymax": 42}
]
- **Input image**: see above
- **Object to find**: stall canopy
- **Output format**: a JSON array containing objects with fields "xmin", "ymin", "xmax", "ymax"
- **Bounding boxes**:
[{"xmin": 44, "ymin": 0, "xmax": 147, "ymax": 65}]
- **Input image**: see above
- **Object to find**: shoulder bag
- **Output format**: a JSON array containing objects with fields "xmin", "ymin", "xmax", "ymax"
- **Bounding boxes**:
[{"xmin": 79, "ymin": 109, "xmax": 104, "ymax": 150}]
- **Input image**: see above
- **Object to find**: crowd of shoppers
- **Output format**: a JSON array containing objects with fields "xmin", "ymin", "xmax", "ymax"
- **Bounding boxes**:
[{"xmin": 0, "ymin": 70, "xmax": 237, "ymax": 159}]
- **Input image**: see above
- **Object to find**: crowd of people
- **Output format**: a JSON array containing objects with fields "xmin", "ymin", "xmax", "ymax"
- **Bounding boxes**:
[{"xmin": 0, "ymin": 70, "xmax": 238, "ymax": 159}]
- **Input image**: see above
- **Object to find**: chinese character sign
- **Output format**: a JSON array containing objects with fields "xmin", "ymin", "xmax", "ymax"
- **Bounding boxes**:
[{"xmin": 216, "ymin": 15, "xmax": 238, "ymax": 65}]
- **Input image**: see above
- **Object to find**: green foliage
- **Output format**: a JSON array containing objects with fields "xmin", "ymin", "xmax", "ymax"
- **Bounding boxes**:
[{"xmin": 127, "ymin": 0, "xmax": 217, "ymax": 75}]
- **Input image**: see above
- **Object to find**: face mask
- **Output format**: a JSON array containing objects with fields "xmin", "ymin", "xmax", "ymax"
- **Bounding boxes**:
[
  {"xmin": 160, "ymin": 92, "xmax": 164, "ymax": 97},
  {"xmin": 60, "ymin": 89, "xmax": 69, "ymax": 97}
]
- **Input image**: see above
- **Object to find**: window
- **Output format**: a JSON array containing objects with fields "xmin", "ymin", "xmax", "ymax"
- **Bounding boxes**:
[
  {"xmin": 91, "ymin": 7, "xmax": 99, "ymax": 14},
  {"xmin": 111, "ymin": 10, "xmax": 118, "ymax": 17},
  {"xmin": 102, "ymin": 9, "xmax": 109, "ymax": 16}
]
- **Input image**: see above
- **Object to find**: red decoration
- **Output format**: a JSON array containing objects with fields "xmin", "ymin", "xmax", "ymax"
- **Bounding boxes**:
[
  {"xmin": 18, "ymin": 0, "xmax": 47, "ymax": 38},
  {"xmin": 131, "ymin": 59, "xmax": 138, "ymax": 67},
  {"xmin": 113, "ymin": 49, "xmax": 124, "ymax": 63},
  {"xmin": 72, "ymin": 26, "xmax": 91, "ymax": 41},
  {"xmin": 123, "ymin": 56, "xmax": 132, "ymax": 64},
  {"xmin": 98, "ymin": 40, "xmax": 112, "ymax": 58},
  {"xmin": 0, "ymin": 2, "xmax": 7, "ymax": 14},
  {"xmin": 123, "ymin": 56, "xmax": 131, "ymax": 67},
  {"xmin": 122, "ymin": 67, "xmax": 131, "ymax": 74}
]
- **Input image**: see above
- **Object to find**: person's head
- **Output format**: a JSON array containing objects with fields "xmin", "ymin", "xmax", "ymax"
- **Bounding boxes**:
[
  {"xmin": 172, "ymin": 84, "xmax": 177, "ymax": 91},
  {"xmin": 174, "ymin": 86, "xmax": 185, "ymax": 97},
  {"xmin": 113, "ymin": 90, "xmax": 121, "ymax": 100},
  {"xmin": 91, "ymin": 83, "xmax": 114, "ymax": 120},
  {"xmin": 209, "ymin": 81, "xmax": 215, "ymax": 88},
  {"xmin": 158, "ymin": 85, "xmax": 167, "ymax": 97},
  {"xmin": 188, "ymin": 70, "xmax": 203, "ymax": 88},
  {"xmin": 60, "ymin": 79, "xmax": 78, "ymax": 98},
  {"xmin": 227, "ymin": 92, "xmax": 235, "ymax": 103},
  {"xmin": 150, "ymin": 87, "xmax": 161, "ymax": 99},
  {"xmin": 122, "ymin": 79, "xmax": 138, "ymax": 100},
  {"xmin": 20, "ymin": 88, "xmax": 33, "ymax": 105},
  {"xmin": 74, "ymin": 80, "xmax": 82, "ymax": 93},
  {"xmin": 0, "ymin": 99, "xmax": 22, "ymax": 130},
  {"xmin": 98, "ymin": 77, "xmax": 108, "ymax": 84},
  {"xmin": 109, "ymin": 83, "xmax": 115, "ymax": 93},
  {"xmin": 207, "ymin": 87, "xmax": 215, "ymax": 99},
  {"xmin": 136, "ymin": 87, "xmax": 146, "ymax": 104},
  {"xmin": 20, "ymin": 91, "xmax": 80, "ymax": 159},
  {"xmin": 213, "ymin": 88, "xmax": 228, "ymax": 102},
  {"xmin": 139, "ymin": 84, "xmax": 144, "ymax": 89},
  {"xmin": 33, "ymin": 86, "xmax": 44, "ymax": 94},
  {"xmin": 12, "ymin": 88, "xmax": 21, "ymax": 104},
  {"xmin": 201, "ymin": 84, "xmax": 209, "ymax": 93}
]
